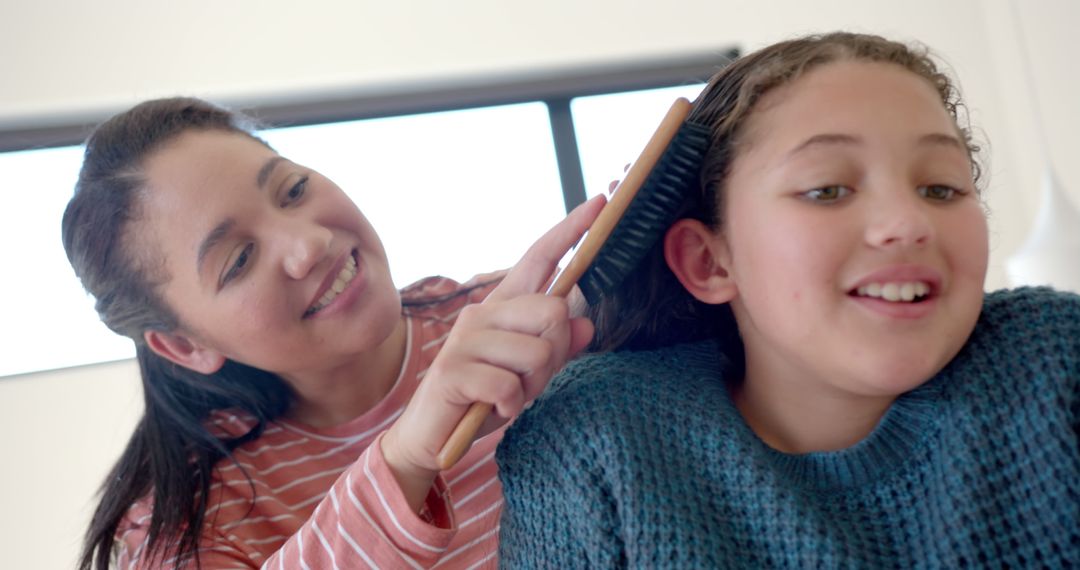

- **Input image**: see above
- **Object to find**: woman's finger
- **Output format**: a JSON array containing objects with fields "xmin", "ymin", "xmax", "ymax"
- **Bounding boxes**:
[{"xmin": 487, "ymin": 193, "xmax": 606, "ymax": 302}]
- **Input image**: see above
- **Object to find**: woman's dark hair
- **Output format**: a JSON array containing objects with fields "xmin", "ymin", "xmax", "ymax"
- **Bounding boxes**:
[
  {"xmin": 64, "ymin": 98, "xmax": 295, "ymax": 569},
  {"xmin": 64, "ymin": 97, "xmax": 498, "ymax": 569},
  {"xmin": 586, "ymin": 31, "xmax": 982, "ymax": 357}
]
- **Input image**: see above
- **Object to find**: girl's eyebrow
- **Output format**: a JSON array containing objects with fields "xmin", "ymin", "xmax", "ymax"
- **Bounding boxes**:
[
  {"xmin": 786, "ymin": 133, "xmax": 861, "ymax": 159},
  {"xmin": 786, "ymin": 132, "xmax": 964, "ymax": 160},
  {"xmin": 917, "ymin": 132, "xmax": 965, "ymax": 150}
]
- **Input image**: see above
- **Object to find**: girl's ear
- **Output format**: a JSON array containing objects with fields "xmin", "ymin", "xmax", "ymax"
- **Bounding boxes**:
[
  {"xmin": 664, "ymin": 218, "xmax": 738, "ymax": 305},
  {"xmin": 144, "ymin": 330, "xmax": 226, "ymax": 374}
]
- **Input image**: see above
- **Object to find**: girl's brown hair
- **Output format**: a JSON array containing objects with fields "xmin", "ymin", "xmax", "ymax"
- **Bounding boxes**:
[{"xmin": 586, "ymin": 31, "xmax": 981, "ymax": 355}]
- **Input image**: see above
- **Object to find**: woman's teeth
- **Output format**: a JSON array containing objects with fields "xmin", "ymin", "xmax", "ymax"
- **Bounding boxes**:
[
  {"xmin": 306, "ymin": 255, "xmax": 358, "ymax": 316},
  {"xmin": 856, "ymin": 281, "xmax": 930, "ymax": 302}
]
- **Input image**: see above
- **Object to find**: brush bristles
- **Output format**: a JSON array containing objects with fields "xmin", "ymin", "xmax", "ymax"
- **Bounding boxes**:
[{"xmin": 578, "ymin": 122, "xmax": 711, "ymax": 305}]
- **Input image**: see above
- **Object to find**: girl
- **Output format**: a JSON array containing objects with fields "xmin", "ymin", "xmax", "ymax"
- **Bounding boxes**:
[
  {"xmin": 64, "ymin": 97, "xmax": 604, "ymax": 569},
  {"xmin": 497, "ymin": 32, "xmax": 1080, "ymax": 567}
]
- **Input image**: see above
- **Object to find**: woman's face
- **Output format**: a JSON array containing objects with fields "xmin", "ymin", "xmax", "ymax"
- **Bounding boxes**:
[
  {"xmin": 136, "ymin": 129, "xmax": 402, "ymax": 378},
  {"xmin": 716, "ymin": 61, "xmax": 988, "ymax": 399}
]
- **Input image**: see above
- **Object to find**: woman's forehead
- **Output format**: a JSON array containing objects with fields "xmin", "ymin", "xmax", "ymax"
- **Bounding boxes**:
[
  {"xmin": 136, "ymin": 131, "xmax": 278, "ymax": 264},
  {"xmin": 145, "ymin": 129, "xmax": 275, "ymax": 177}
]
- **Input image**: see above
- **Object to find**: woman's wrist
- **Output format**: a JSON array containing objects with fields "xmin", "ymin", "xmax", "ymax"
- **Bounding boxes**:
[{"xmin": 380, "ymin": 427, "xmax": 440, "ymax": 514}]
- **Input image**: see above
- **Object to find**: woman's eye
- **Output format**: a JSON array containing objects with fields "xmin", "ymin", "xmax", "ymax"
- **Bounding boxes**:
[
  {"xmin": 802, "ymin": 185, "xmax": 851, "ymax": 203},
  {"xmin": 918, "ymin": 184, "xmax": 958, "ymax": 201},
  {"xmin": 221, "ymin": 244, "xmax": 253, "ymax": 286},
  {"xmin": 281, "ymin": 176, "xmax": 309, "ymax": 207}
]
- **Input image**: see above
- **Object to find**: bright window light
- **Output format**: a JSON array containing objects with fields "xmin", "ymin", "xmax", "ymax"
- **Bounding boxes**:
[
  {"xmin": 1, "ymin": 103, "xmax": 566, "ymax": 378},
  {"xmin": 0, "ymin": 146, "xmax": 136, "ymax": 377},
  {"xmin": 572, "ymin": 84, "xmax": 706, "ymax": 199},
  {"xmin": 3, "ymin": 87, "xmax": 708, "ymax": 379},
  {"xmin": 261, "ymin": 103, "xmax": 566, "ymax": 289}
]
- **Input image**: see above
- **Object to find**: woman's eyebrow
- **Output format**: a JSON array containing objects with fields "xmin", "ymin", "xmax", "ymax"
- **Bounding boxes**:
[
  {"xmin": 197, "ymin": 218, "xmax": 235, "ymax": 277},
  {"xmin": 256, "ymin": 156, "xmax": 285, "ymax": 189},
  {"xmin": 196, "ymin": 156, "xmax": 285, "ymax": 278}
]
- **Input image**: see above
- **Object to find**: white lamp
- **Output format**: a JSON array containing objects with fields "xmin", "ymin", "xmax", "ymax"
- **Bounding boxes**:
[
  {"xmin": 1004, "ymin": 1, "xmax": 1080, "ymax": 294},
  {"xmin": 1006, "ymin": 168, "xmax": 1080, "ymax": 293}
]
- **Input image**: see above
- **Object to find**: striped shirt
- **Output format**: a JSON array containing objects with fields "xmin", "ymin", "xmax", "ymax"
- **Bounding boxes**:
[{"xmin": 116, "ymin": 276, "xmax": 505, "ymax": 569}]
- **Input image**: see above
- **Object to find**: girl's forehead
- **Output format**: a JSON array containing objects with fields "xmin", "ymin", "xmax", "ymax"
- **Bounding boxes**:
[{"xmin": 741, "ymin": 61, "xmax": 953, "ymax": 145}]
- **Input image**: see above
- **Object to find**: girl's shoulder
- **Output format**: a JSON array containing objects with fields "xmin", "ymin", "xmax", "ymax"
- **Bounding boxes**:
[
  {"xmin": 951, "ymin": 286, "xmax": 1080, "ymax": 397},
  {"xmin": 528, "ymin": 340, "xmax": 733, "ymax": 427},
  {"xmin": 978, "ymin": 286, "xmax": 1080, "ymax": 340},
  {"xmin": 498, "ymin": 340, "xmax": 742, "ymax": 478}
]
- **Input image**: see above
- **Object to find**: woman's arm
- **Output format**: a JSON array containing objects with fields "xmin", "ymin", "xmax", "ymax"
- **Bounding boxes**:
[{"xmin": 117, "ymin": 437, "xmax": 459, "ymax": 569}]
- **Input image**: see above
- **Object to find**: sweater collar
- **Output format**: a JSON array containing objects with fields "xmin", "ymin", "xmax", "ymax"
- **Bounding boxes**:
[{"xmin": 677, "ymin": 339, "xmax": 945, "ymax": 492}]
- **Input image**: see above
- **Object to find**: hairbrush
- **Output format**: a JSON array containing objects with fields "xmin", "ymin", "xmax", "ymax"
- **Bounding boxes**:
[{"xmin": 436, "ymin": 97, "xmax": 709, "ymax": 469}]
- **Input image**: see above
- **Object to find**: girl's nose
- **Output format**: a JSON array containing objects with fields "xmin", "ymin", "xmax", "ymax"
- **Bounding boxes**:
[
  {"xmin": 864, "ymin": 191, "xmax": 934, "ymax": 250},
  {"xmin": 281, "ymin": 222, "xmax": 333, "ymax": 280}
]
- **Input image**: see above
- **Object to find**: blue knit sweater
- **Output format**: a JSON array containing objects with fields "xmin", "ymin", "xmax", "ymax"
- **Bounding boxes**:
[{"xmin": 496, "ymin": 288, "xmax": 1080, "ymax": 568}]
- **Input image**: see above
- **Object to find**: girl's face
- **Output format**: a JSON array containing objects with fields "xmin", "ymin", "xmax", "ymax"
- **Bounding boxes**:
[
  {"xmin": 136, "ymin": 129, "xmax": 402, "ymax": 379},
  {"xmin": 718, "ymin": 61, "xmax": 988, "ymax": 398}
]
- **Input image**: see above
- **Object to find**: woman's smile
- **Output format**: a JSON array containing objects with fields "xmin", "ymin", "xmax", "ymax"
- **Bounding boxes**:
[{"xmin": 304, "ymin": 249, "xmax": 364, "ymax": 319}]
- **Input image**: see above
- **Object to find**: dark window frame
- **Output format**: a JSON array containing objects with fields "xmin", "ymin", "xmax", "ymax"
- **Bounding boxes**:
[{"xmin": 0, "ymin": 48, "xmax": 737, "ymax": 212}]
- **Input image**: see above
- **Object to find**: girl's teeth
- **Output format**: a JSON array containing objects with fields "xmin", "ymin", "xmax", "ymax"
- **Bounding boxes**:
[
  {"xmin": 856, "ymin": 281, "xmax": 929, "ymax": 302},
  {"xmin": 882, "ymin": 283, "xmax": 900, "ymax": 301}
]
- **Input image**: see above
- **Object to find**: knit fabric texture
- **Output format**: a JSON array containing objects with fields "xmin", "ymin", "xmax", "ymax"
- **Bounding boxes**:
[{"xmin": 496, "ymin": 287, "xmax": 1080, "ymax": 568}]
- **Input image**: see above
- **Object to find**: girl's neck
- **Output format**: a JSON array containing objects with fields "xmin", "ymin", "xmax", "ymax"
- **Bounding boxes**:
[
  {"xmin": 284, "ymin": 315, "xmax": 410, "ymax": 428},
  {"xmin": 730, "ymin": 369, "xmax": 895, "ymax": 454}
]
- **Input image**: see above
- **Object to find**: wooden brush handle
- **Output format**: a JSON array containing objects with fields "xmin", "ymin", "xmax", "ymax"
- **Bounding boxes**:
[
  {"xmin": 434, "ymin": 97, "xmax": 693, "ymax": 471},
  {"xmin": 546, "ymin": 97, "xmax": 692, "ymax": 298},
  {"xmin": 436, "ymin": 403, "xmax": 493, "ymax": 470}
]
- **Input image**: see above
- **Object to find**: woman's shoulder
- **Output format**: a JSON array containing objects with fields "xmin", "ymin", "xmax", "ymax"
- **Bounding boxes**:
[{"xmin": 400, "ymin": 272, "xmax": 505, "ymax": 319}]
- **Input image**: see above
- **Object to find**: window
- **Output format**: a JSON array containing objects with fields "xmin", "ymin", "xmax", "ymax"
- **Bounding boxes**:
[
  {"xmin": 261, "ymin": 103, "xmax": 567, "ymax": 289},
  {"xmin": 0, "ymin": 146, "xmax": 135, "ymax": 375},
  {"xmin": 0, "ymin": 49, "xmax": 734, "ymax": 377},
  {"xmin": 572, "ymin": 84, "xmax": 706, "ymax": 199}
]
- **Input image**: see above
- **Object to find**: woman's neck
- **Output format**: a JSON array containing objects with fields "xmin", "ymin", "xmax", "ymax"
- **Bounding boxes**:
[
  {"xmin": 730, "ymin": 368, "xmax": 895, "ymax": 454},
  {"xmin": 284, "ymin": 315, "xmax": 410, "ymax": 428}
]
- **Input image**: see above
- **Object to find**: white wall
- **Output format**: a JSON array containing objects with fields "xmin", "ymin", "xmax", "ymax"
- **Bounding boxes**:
[
  {"xmin": 1, "ymin": 0, "xmax": 1077, "ymax": 567},
  {"xmin": 0, "ymin": 361, "xmax": 141, "ymax": 569}
]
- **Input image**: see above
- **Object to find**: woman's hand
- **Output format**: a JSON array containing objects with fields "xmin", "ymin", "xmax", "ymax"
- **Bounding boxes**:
[{"xmin": 381, "ymin": 195, "xmax": 606, "ymax": 511}]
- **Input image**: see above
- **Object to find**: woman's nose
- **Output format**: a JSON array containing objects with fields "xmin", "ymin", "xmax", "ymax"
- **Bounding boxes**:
[
  {"xmin": 864, "ymin": 190, "xmax": 934, "ymax": 250},
  {"xmin": 280, "ymin": 222, "xmax": 333, "ymax": 280}
]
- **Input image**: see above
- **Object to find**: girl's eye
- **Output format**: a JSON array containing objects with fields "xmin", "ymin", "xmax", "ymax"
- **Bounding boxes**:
[
  {"xmin": 221, "ymin": 244, "xmax": 254, "ymax": 286},
  {"xmin": 281, "ymin": 176, "xmax": 309, "ymax": 207},
  {"xmin": 918, "ymin": 184, "xmax": 958, "ymax": 201},
  {"xmin": 802, "ymin": 185, "xmax": 852, "ymax": 203}
]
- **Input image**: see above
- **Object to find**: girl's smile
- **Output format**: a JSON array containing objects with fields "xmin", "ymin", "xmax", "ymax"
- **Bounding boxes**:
[
  {"xmin": 846, "ymin": 264, "xmax": 941, "ymax": 319},
  {"xmin": 711, "ymin": 60, "xmax": 988, "ymax": 427}
]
